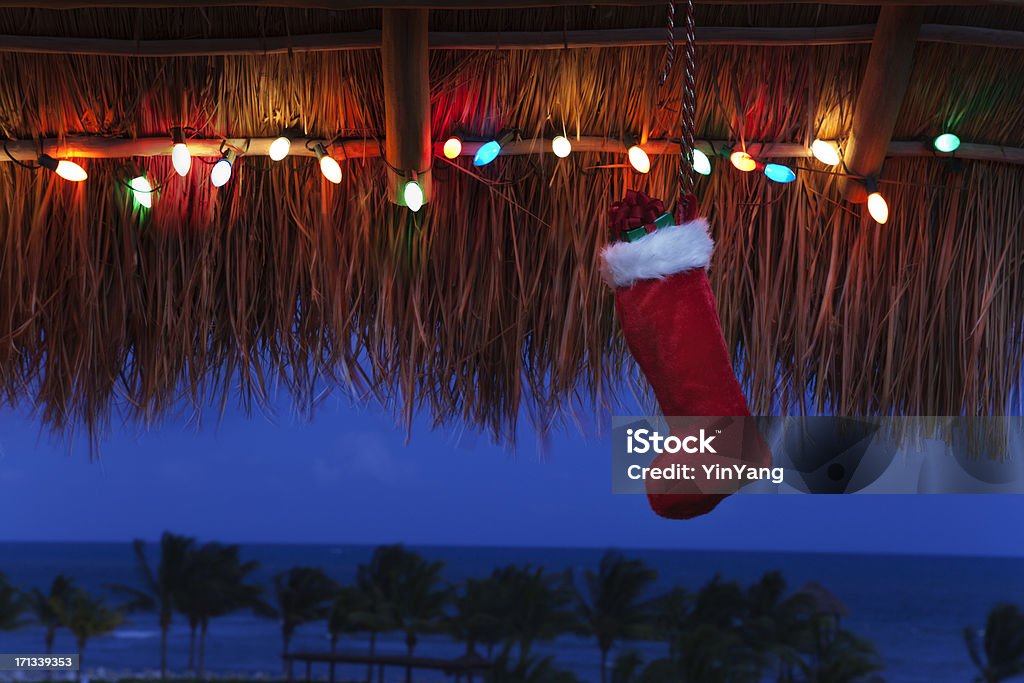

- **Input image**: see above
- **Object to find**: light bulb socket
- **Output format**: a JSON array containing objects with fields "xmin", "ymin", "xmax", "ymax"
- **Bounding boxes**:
[
  {"xmin": 494, "ymin": 130, "xmax": 516, "ymax": 147},
  {"xmin": 313, "ymin": 142, "xmax": 329, "ymax": 161},
  {"xmin": 221, "ymin": 149, "xmax": 238, "ymax": 166},
  {"xmin": 170, "ymin": 127, "xmax": 187, "ymax": 146},
  {"xmin": 37, "ymin": 153, "xmax": 58, "ymax": 172},
  {"xmin": 862, "ymin": 177, "xmax": 880, "ymax": 194}
]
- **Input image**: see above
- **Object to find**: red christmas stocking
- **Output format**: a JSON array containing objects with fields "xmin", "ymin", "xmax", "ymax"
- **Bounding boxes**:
[{"xmin": 601, "ymin": 196, "xmax": 770, "ymax": 519}]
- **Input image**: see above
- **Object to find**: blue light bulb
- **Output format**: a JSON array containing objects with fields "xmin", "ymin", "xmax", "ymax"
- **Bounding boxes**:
[
  {"xmin": 473, "ymin": 140, "xmax": 502, "ymax": 166},
  {"xmin": 764, "ymin": 163, "xmax": 796, "ymax": 184}
]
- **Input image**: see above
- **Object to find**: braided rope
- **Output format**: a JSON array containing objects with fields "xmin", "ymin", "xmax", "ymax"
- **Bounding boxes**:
[
  {"xmin": 679, "ymin": 0, "xmax": 697, "ymax": 201},
  {"xmin": 658, "ymin": 1, "xmax": 676, "ymax": 89}
]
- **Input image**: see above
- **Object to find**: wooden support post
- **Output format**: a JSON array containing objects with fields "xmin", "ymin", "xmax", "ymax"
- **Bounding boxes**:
[
  {"xmin": 381, "ymin": 8, "xmax": 432, "ymax": 207},
  {"xmin": 842, "ymin": 6, "xmax": 924, "ymax": 201}
]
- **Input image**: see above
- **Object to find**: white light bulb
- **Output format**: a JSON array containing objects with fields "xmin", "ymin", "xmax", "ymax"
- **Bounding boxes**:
[
  {"xmin": 867, "ymin": 192, "xmax": 889, "ymax": 225},
  {"xmin": 552, "ymin": 135, "xmax": 572, "ymax": 159},
  {"xmin": 210, "ymin": 158, "xmax": 233, "ymax": 187},
  {"xmin": 130, "ymin": 176, "xmax": 153, "ymax": 208},
  {"xmin": 319, "ymin": 155, "xmax": 342, "ymax": 184},
  {"xmin": 54, "ymin": 160, "xmax": 88, "ymax": 182},
  {"xmin": 171, "ymin": 143, "xmax": 191, "ymax": 177},
  {"xmin": 269, "ymin": 136, "xmax": 291, "ymax": 162},
  {"xmin": 403, "ymin": 181, "xmax": 424, "ymax": 212},
  {"xmin": 692, "ymin": 148, "xmax": 712, "ymax": 176},
  {"xmin": 811, "ymin": 139, "xmax": 841, "ymax": 166}
]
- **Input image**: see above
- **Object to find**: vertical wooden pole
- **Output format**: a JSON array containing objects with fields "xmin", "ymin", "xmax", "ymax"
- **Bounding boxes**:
[
  {"xmin": 382, "ymin": 8, "xmax": 432, "ymax": 206},
  {"xmin": 841, "ymin": 6, "xmax": 923, "ymax": 201}
]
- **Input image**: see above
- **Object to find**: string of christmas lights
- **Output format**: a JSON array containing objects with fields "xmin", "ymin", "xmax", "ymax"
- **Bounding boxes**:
[{"xmin": 2, "ymin": 127, "xmax": 971, "ymax": 226}]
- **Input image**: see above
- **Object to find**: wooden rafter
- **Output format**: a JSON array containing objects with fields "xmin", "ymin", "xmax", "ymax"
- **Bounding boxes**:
[
  {"xmin": 0, "ymin": 0, "xmax": 1019, "ymax": 8},
  {"xmin": 842, "ymin": 6, "xmax": 924, "ymax": 201},
  {"xmin": 3, "ymin": 137, "xmax": 1023, "ymax": 165},
  {"xmin": 0, "ymin": 24, "xmax": 1021, "ymax": 56}
]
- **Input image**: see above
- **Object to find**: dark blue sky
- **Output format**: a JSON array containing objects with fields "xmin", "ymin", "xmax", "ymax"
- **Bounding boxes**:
[{"xmin": 1, "ymin": 397, "xmax": 1022, "ymax": 556}]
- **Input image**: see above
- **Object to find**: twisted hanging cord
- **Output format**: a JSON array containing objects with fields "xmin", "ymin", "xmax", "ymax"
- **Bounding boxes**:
[
  {"xmin": 679, "ymin": 0, "xmax": 697, "ymax": 202},
  {"xmin": 658, "ymin": 1, "xmax": 676, "ymax": 89}
]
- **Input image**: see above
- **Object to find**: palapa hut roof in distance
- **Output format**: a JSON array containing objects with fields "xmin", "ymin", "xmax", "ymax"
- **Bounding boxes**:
[{"xmin": 0, "ymin": 1, "xmax": 1022, "ymax": 443}]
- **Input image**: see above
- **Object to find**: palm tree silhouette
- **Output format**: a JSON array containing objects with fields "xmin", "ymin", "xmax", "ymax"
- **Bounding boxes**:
[
  {"xmin": 328, "ymin": 586, "xmax": 371, "ymax": 654},
  {"xmin": 649, "ymin": 586, "xmax": 690, "ymax": 660},
  {"xmin": 445, "ymin": 577, "xmax": 506, "ymax": 660},
  {"xmin": 808, "ymin": 627, "xmax": 881, "ymax": 683},
  {"xmin": 109, "ymin": 532, "xmax": 196, "ymax": 679},
  {"xmin": 964, "ymin": 603, "xmax": 1024, "ymax": 683},
  {"xmin": 486, "ymin": 651, "xmax": 581, "ymax": 683},
  {"xmin": 574, "ymin": 551, "xmax": 657, "ymax": 683},
  {"xmin": 494, "ymin": 565, "xmax": 576, "ymax": 658},
  {"xmin": 688, "ymin": 575, "xmax": 749, "ymax": 632},
  {"xmin": 56, "ymin": 588, "xmax": 123, "ymax": 681},
  {"xmin": 743, "ymin": 572, "xmax": 816, "ymax": 682},
  {"xmin": 354, "ymin": 552, "xmax": 403, "ymax": 683},
  {"xmin": 177, "ymin": 542, "xmax": 269, "ymax": 677},
  {"xmin": 0, "ymin": 571, "xmax": 28, "ymax": 633},
  {"xmin": 272, "ymin": 567, "xmax": 338, "ymax": 666},
  {"xmin": 358, "ymin": 545, "xmax": 450, "ymax": 683},
  {"xmin": 675, "ymin": 623, "xmax": 762, "ymax": 682},
  {"xmin": 30, "ymin": 574, "xmax": 76, "ymax": 654}
]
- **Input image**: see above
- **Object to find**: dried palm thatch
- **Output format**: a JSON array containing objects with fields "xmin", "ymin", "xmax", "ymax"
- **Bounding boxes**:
[{"xmin": 0, "ymin": 5, "xmax": 1022, "ymax": 443}]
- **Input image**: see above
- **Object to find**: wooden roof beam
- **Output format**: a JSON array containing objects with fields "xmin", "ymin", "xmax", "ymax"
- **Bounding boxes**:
[
  {"xmin": 842, "ymin": 6, "xmax": 924, "ymax": 202},
  {"xmin": 1, "ymin": 25, "xmax": 1023, "ymax": 55},
  {"xmin": 0, "ymin": 0, "xmax": 1019, "ymax": 9},
  {"xmin": 4, "ymin": 136, "xmax": 1024, "ymax": 165}
]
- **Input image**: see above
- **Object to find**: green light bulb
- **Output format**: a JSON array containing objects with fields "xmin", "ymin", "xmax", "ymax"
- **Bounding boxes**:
[{"xmin": 934, "ymin": 133, "xmax": 961, "ymax": 154}]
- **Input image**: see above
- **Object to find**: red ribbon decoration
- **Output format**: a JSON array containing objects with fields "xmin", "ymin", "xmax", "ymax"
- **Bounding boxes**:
[{"xmin": 608, "ymin": 190, "xmax": 666, "ymax": 239}]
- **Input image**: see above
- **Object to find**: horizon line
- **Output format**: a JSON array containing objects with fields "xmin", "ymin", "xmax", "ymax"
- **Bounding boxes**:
[{"xmin": 1, "ymin": 538, "xmax": 1022, "ymax": 561}]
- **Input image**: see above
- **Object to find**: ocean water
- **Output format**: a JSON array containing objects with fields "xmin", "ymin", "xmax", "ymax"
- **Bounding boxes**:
[{"xmin": 0, "ymin": 543, "xmax": 1021, "ymax": 683}]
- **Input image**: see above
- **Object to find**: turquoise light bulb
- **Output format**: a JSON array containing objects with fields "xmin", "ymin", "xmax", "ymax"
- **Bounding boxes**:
[
  {"xmin": 764, "ymin": 163, "xmax": 796, "ymax": 183},
  {"xmin": 473, "ymin": 141, "xmax": 502, "ymax": 166}
]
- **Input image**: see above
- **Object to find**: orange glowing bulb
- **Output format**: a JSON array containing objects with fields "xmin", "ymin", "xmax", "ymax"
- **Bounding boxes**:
[
  {"xmin": 443, "ymin": 137, "xmax": 463, "ymax": 160},
  {"xmin": 730, "ymin": 151, "xmax": 757, "ymax": 172},
  {"xmin": 627, "ymin": 145, "xmax": 651, "ymax": 174}
]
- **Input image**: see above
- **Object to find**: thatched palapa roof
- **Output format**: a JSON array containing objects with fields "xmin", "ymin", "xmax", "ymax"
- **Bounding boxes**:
[{"xmin": 0, "ymin": 1, "xmax": 1022, "ymax": 442}]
